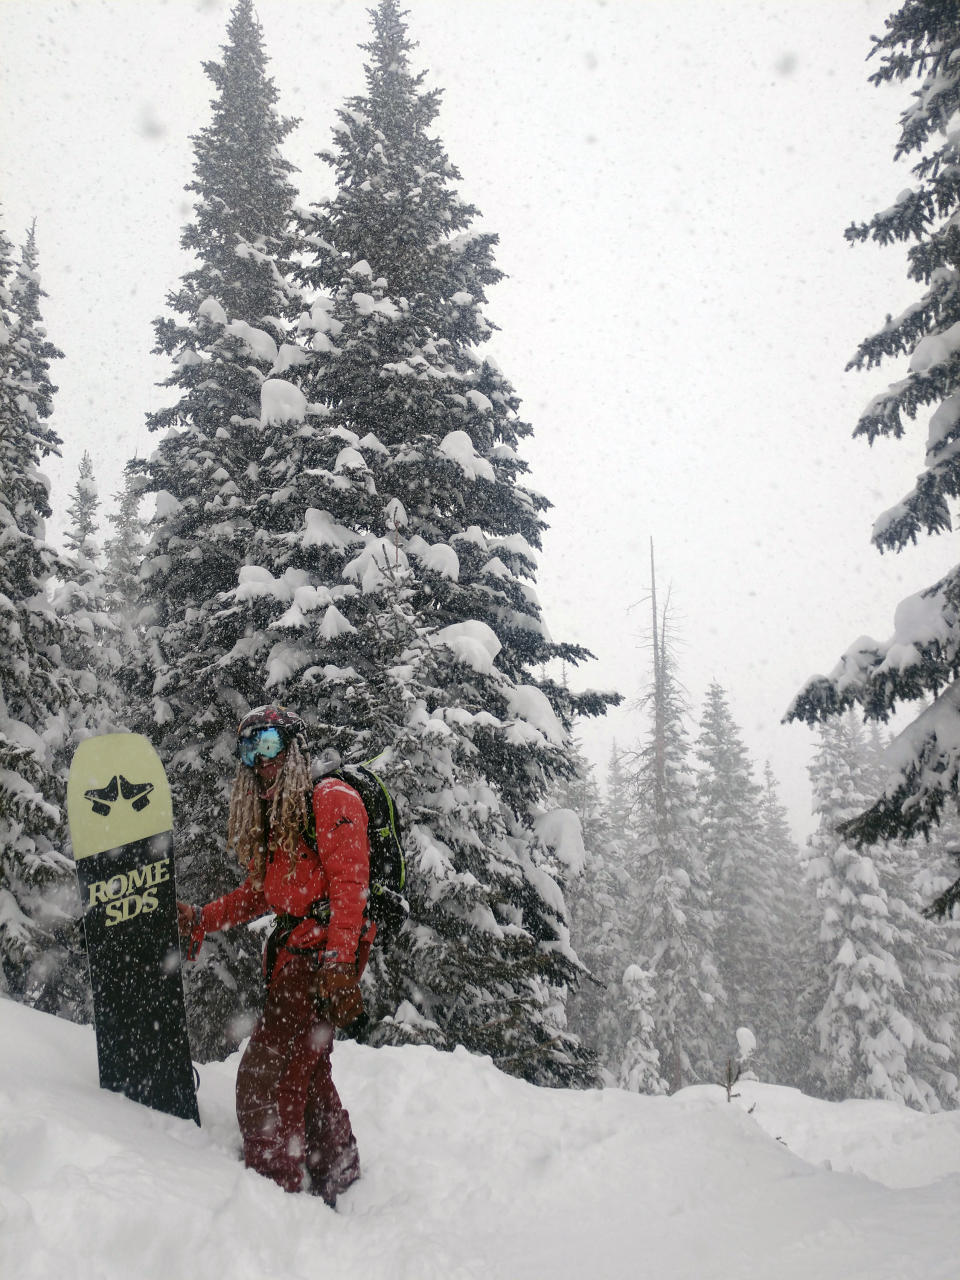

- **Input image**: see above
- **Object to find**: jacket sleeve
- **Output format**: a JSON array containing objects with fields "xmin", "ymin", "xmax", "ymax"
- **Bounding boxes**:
[
  {"xmin": 314, "ymin": 778, "xmax": 369, "ymax": 965},
  {"xmin": 200, "ymin": 878, "xmax": 269, "ymax": 934}
]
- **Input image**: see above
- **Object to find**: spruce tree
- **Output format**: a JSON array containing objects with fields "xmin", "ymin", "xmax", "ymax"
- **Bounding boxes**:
[
  {"xmin": 787, "ymin": 3, "xmax": 960, "ymax": 845},
  {"xmin": 565, "ymin": 744, "xmax": 638, "ymax": 1079},
  {"xmin": 248, "ymin": 0, "xmax": 619, "ymax": 1082},
  {"xmin": 553, "ymin": 741, "xmax": 617, "ymax": 1073},
  {"xmin": 295, "ymin": 0, "xmax": 608, "ymax": 700},
  {"xmin": 623, "ymin": 558, "xmax": 724, "ymax": 1090},
  {"xmin": 618, "ymin": 962, "xmax": 668, "ymax": 1095},
  {"xmin": 211, "ymin": 520, "xmax": 600, "ymax": 1082},
  {"xmin": 63, "ymin": 450, "xmax": 99, "ymax": 566},
  {"xmin": 756, "ymin": 761, "xmax": 807, "ymax": 1083},
  {"xmin": 131, "ymin": 0, "xmax": 302, "ymax": 1058},
  {"xmin": 103, "ymin": 471, "xmax": 146, "ymax": 612},
  {"xmin": 0, "ymin": 219, "xmax": 83, "ymax": 1015},
  {"xmin": 695, "ymin": 682, "xmax": 781, "ymax": 1066},
  {"xmin": 802, "ymin": 713, "xmax": 959, "ymax": 1108},
  {"xmin": 53, "ymin": 452, "xmax": 124, "ymax": 744}
]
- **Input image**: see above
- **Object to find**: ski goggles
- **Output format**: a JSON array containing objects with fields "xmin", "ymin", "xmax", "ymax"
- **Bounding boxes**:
[{"xmin": 237, "ymin": 726, "xmax": 286, "ymax": 767}]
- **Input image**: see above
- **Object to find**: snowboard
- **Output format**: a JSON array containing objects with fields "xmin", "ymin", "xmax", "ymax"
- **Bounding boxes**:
[{"xmin": 67, "ymin": 733, "xmax": 200, "ymax": 1124}]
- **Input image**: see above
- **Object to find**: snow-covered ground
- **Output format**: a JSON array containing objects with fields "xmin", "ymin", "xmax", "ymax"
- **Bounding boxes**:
[{"xmin": 1, "ymin": 999, "xmax": 958, "ymax": 1280}]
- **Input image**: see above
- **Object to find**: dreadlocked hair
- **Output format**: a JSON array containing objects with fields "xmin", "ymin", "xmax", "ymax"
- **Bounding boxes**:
[{"xmin": 227, "ymin": 738, "xmax": 313, "ymax": 886}]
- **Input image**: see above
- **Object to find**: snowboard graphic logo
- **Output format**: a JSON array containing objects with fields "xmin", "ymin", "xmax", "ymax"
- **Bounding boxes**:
[{"xmin": 84, "ymin": 774, "xmax": 155, "ymax": 816}]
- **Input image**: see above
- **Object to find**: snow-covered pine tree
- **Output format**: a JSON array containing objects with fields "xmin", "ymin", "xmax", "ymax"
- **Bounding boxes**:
[
  {"xmin": 606, "ymin": 742, "xmax": 635, "ymax": 847},
  {"xmin": 802, "ymin": 712, "xmax": 959, "ymax": 1109},
  {"xmin": 208, "ymin": 500, "xmax": 600, "ymax": 1084},
  {"xmin": 0, "ymin": 219, "xmax": 84, "ymax": 1016},
  {"xmin": 549, "ymin": 738, "xmax": 617, "ymax": 1072},
  {"xmin": 756, "ymin": 761, "xmax": 807, "ymax": 1083},
  {"xmin": 131, "ymin": 0, "xmax": 303, "ymax": 1059},
  {"xmin": 563, "ymin": 743, "xmax": 638, "ymax": 1079},
  {"xmin": 103, "ymin": 471, "xmax": 146, "ymax": 612},
  {"xmin": 63, "ymin": 450, "xmax": 99, "ymax": 564},
  {"xmin": 695, "ymin": 682, "xmax": 782, "ymax": 1066},
  {"xmin": 623, "ymin": 555, "xmax": 724, "ymax": 1091},
  {"xmin": 618, "ymin": 961, "xmax": 668, "ymax": 1095},
  {"xmin": 53, "ymin": 452, "xmax": 124, "ymax": 747},
  {"xmin": 787, "ymin": 3, "xmax": 960, "ymax": 846},
  {"xmin": 295, "ymin": 1, "xmax": 608, "ymax": 704},
  {"xmin": 255, "ymin": 0, "xmax": 619, "ymax": 1082}
]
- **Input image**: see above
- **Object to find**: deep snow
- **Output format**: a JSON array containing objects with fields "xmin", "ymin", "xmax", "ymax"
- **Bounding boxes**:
[{"xmin": 1, "ymin": 998, "xmax": 958, "ymax": 1280}]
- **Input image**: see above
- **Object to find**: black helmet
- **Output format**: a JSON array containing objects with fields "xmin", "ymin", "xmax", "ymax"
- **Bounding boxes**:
[{"xmin": 236, "ymin": 704, "xmax": 306, "ymax": 752}]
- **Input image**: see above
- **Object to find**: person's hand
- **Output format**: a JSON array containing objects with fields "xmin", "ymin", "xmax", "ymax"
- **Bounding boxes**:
[
  {"xmin": 177, "ymin": 901, "xmax": 197, "ymax": 935},
  {"xmin": 313, "ymin": 961, "xmax": 363, "ymax": 1028},
  {"xmin": 177, "ymin": 901, "xmax": 205, "ymax": 961}
]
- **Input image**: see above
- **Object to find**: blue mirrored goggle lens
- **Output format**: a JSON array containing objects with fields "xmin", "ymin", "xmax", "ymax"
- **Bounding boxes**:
[{"xmin": 238, "ymin": 726, "xmax": 285, "ymax": 766}]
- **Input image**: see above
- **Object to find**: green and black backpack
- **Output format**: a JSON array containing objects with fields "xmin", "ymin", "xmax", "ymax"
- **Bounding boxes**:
[{"xmin": 307, "ymin": 760, "xmax": 409, "ymax": 945}]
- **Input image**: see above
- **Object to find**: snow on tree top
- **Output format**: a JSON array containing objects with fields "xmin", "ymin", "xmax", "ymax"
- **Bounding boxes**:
[
  {"xmin": 420, "ymin": 542, "xmax": 459, "ymax": 580},
  {"xmin": 271, "ymin": 602, "xmax": 308, "ymax": 630},
  {"xmin": 334, "ymin": 446, "xmax": 367, "ymax": 473},
  {"xmin": 173, "ymin": 347, "xmax": 203, "ymax": 367},
  {"xmin": 319, "ymin": 603, "xmax": 357, "ymax": 640},
  {"xmin": 482, "ymin": 556, "xmax": 510, "ymax": 579},
  {"xmin": 434, "ymin": 620, "xmax": 501, "ymax": 673},
  {"xmin": 884, "ymin": 679, "xmax": 960, "ymax": 777},
  {"xmin": 197, "ymin": 296, "xmax": 227, "ymax": 326},
  {"xmin": 451, "ymin": 525, "xmax": 488, "ymax": 548},
  {"xmin": 466, "ymin": 389, "xmax": 493, "ymax": 414},
  {"xmin": 384, "ymin": 497, "xmax": 407, "ymax": 528},
  {"xmin": 878, "ymin": 588, "xmax": 954, "ymax": 674},
  {"xmin": 926, "ymin": 390, "xmax": 960, "ymax": 457},
  {"xmin": 304, "ymin": 294, "xmax": 343, "ymax": 337},
  {"xmin": 234, "ymin": 564, "xmax": 283, "ymax": 600},
  {"xmin": 352, "ymin": 292, "xmax": 402, "ymax": 320},
  {"xmin": 910, "ymin": 320, "xmax": 960, "ymax": 374},
  {"xmin": 234, "ymin": 565, "xmax": 335, "ymax": 613},
  {"xmin": 438, "ymin": 430, "xmax": 495, "ymax": 482},
  {"xmin": 302, "ymin": 507, "xmax": 358, "ymax": 551},
  {"xmin": 224, "ymin": 319, "xmax": 279, "ymax": 363},
  {"xmin": 233, "ymin": 241, "xmax": 275, "ymax": 267},
  {"xmin": 870, "ymin": 500, "xmax": 911, "ymax": 546},
  {"xmin": 260, "ymin": 378, "xmax": 307, "ymax": 426},
  {"xmin": 344, "ymin": 536, "xmax": 409, "ymax": 593},
  {"xmin": 489, "ymin": 533, "xmax": 535, "ymax": 559},
  {"xmin": 271, "ymin": 343, "xmax": 310, "ymax": 376},
  {"xmin": 154, "ymin": 490, "xmax": 182, "ymax": 518},
  {"xmin": 265, "ymin": 640, "xmax": 311, "ymax": 688},
  {"xmin": 505, "ymin": 685, "xmax": 564, "ymax": 744},
  {"xmin": 360, "ymin": 432, "xmax": 389, "ymax": 455},
  {"xmin": 533, "ymin": 806, "xmax": 585, "ymax": 878}
]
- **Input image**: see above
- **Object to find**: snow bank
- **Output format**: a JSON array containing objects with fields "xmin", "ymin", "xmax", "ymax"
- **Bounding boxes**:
[{"xmin": 2, "ymin": 1000, "xmax": 960, "ymax": 1280}]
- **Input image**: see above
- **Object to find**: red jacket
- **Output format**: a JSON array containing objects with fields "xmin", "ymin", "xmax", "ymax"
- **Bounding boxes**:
[{"xmin": 201, "ymin": 777, "xmax": 373, "ymax": 969}]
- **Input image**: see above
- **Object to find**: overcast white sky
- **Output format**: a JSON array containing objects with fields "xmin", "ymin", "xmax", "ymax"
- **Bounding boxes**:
[{"xmin": 2, "ymin": 0, "xmax": 948, "ymax": 837}]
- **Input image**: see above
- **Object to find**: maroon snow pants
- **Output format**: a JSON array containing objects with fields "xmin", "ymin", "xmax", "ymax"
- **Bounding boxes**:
[{"xmin": 235, "ymin": 954, "xmax": 361, "ymax": 1204}]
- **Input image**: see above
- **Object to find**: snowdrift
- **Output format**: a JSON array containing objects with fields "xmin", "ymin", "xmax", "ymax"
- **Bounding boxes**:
[{"xmin": 1, "ymin": 998, "xmax": 958, "ymax": 1280}]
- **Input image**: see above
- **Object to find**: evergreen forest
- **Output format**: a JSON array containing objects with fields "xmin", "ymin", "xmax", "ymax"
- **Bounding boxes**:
[{"xmin": 3, "ymin": 0, "xmax": 960, "ymax": 1112}]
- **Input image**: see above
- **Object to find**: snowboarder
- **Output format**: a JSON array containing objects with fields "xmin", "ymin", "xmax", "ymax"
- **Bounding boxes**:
[{"xmin": 177, "ymin": 705, "xmax": 373, "ymax": 1205}]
